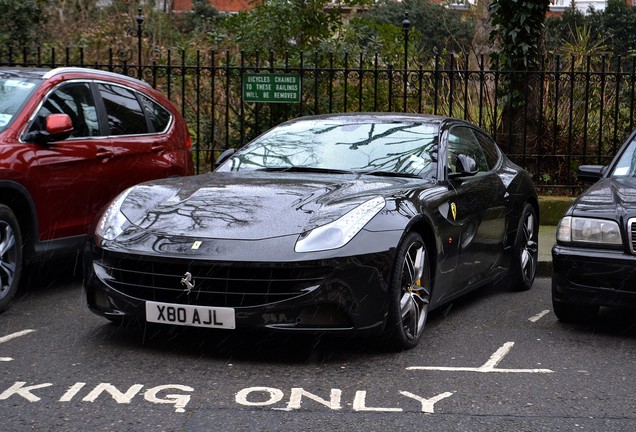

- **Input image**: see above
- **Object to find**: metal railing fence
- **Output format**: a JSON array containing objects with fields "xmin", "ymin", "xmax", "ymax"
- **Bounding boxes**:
[{"xmin": 3, "ymin": 43, "xmax": 636, "ymax": 194}]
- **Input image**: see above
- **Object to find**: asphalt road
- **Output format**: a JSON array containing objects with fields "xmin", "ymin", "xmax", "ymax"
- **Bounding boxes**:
[{"xmin": 1, "ymin": 262, "xmax": 634, "ymax": 432}]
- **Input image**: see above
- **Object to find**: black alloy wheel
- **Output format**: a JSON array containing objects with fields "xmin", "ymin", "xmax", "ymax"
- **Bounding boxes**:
[
  {"xmin": 385, "ymin": 232, "xmax": 431, "ymax": 350},
  {"xmin": 0, "ymin": 205, "xmax": 22, "ymax": 312},
  {"xmin": 510, "ymin": 203, "xmax": 538, "ymax": 291}
]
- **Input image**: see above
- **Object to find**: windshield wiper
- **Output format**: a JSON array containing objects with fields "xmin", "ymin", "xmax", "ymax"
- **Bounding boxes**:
[
  {"xmin": 259, "ymin": 167, "xmax": 423, "ymax": 179},
  {"xmin": 260, "ymin": 167, "xmax": 355, "ymax": 175},
  {"xmin": 357, "ymin": 170, "xmax": 423, "ymax": 179}
]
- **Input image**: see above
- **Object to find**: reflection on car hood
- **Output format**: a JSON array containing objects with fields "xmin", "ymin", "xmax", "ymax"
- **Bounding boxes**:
[
  {"xmin": 120, "ymin": 171, "xmax": 428, "ymax": 240},
  {"xmin": 572, "ymin": 177, "xmax": 636, "ymax": 219}
]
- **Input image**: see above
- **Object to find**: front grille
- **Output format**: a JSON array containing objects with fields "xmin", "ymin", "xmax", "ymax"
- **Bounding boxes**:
[
  {"xmin": 95, "ymin": 255, "xmax": 332, "ymax": 308},
  {"xmin": 629, "ymin": 218, "xmax": 636, "ymax": 254}
]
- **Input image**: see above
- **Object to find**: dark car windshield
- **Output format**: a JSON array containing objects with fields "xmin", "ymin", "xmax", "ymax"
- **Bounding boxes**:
[
  {"xmin": 219, "ymin": 119, "xmax": 439, "ymax": 178},
  {"xmin": 0, "ymin": 72, "xmax": 42, "ymax": 132},
  {"xmin": 611, "ymin": 136, "xmax": 636, "ymax": 177}
]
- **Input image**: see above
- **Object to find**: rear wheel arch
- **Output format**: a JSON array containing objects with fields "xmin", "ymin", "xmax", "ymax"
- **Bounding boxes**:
[
  {"xmin": 508, "ymin": 201, "xmax": 539, "ymax": 291},
  {"xmin": 514, "ymin": 196, "xmax": 540, "ymax": 250},
  {"xmin": 505, "ymin": 195, "xmax": 539, "ymax": 251},
  {"xmin": 525, "ymin": 197, "xmax": 540, "ymax": 229},
  {"xmin": 0, "ymin": 203, "xmax": 23, "ymax": 311},
  {"xmin": 0, "ymin": 182, "xmax": 38, "ymax": 258}
]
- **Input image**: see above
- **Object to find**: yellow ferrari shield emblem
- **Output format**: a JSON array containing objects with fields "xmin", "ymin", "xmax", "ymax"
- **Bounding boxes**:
[{"xmin": 450, "ymin": 202, "xmax": 457, "ymax": 221}]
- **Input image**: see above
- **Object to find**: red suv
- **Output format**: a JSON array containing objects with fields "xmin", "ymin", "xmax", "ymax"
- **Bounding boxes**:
[{"xmin": 0, "ymin": 67, "xmax": 194, "ymax": 311}]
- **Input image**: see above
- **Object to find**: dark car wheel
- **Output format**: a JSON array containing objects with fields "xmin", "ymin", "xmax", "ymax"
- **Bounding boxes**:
[
  {"xmin": 384, "ymin": 232, "xmax": 431, "ymax": 351},
  {"xmin": 0, "ymin": 205, "xmax": 23, "ymax": 312},
  {"xmin": 509, "ymin": 203, "xmax": 538, "ymax": 291}
]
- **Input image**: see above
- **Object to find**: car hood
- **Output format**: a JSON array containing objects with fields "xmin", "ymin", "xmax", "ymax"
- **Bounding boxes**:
[
  {"xmin": 120, "ymin": 171, "xmax": 428, "ymax": 240},
  {"xmin": 571, "ymin": 177, "xmax": 636, "ymax": 219}
]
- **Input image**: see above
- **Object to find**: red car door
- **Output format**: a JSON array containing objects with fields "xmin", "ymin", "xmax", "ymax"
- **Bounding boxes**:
[
  {"xmin": 26, "ymin": 81, "xmax": 104, "ymax": 240},
  {"xmin": 93, "ymin": 82, "xmax": 176, "ymax": 201},
  {"xmin": 29, "ymin": 140, "xmax": 100, "ymax": 240}
]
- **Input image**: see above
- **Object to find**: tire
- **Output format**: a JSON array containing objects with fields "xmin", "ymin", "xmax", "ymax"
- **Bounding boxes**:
[
  {"xmin": 384, "ymin": 232, "xmax": 431, "ymax": 351},
  {"xmin": 509, "ymin": 203, "xmax": 538, "ymax": 291},
  {"xmin": 0, "ymin": 205, "xmax": 23, "ymax": 313}
]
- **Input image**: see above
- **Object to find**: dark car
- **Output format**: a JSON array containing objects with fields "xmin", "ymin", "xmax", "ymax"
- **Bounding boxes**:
[
  {"xmin": 0, "ymin": 67, "xmax": 194, "ymax": 312},
  {"xmin": 552, "ymin": 131, "xmax": 636, "ymax": 322},
  {"xmin": 84, "ymin": 113, "xmax": 538, "ymax": 350}
]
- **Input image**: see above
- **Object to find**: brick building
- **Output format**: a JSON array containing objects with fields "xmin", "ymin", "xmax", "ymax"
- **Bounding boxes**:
[
  {"xmin": 172, "ymin": 0, "xmax": 254, "ymax": 13},
  {"xmin": 128, "ymin": 0, "xmax": 634, "ymax": 15}
]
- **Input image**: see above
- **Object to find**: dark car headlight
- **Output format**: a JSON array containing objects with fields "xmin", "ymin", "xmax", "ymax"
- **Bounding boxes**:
[
  {"xmin": 295, "ymin": 196, "xmax": 386, "ymax": 253},
  {"xmin": 95, "ymin": 187, "xmax": 135, "ymax": 242},
  {"xmin": 556, "ymin": 216, "xmax": 622, "ymax": 245}
]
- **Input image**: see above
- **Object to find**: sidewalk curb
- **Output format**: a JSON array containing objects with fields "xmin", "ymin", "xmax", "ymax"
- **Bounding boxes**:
[{"xmin": 537, "ymin": 224, "xmax": 556, "ymax": 278}]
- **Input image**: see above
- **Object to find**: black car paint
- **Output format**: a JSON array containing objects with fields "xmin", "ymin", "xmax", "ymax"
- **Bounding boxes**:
[
  {"xmin": 553, "ymin": 175, "xmax": 636, "ymax": 310},
  {"xmin": 85, "ymin": 113, "xmax": 538, "ymax": 338}
]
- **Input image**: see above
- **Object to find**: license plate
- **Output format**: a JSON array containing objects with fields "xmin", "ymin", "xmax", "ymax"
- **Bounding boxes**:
[{"xmin": 145, "ymin": 301, "xmax": 235, "ymax": 329}]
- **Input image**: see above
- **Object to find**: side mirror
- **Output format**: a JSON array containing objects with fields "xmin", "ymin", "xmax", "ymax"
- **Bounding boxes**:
[
  {"xmin": 449, "ymin": 154, "xmax": 478, "ymax": 179},
  {"xmin": 215, "ymin": 148, "xmax": 236, "ymax": 168},
  {"xmin": 24, "ymin": 113, "xmax": 74, "ymax": 144},
  {"xmin": 577, "ymin": 165, "xmax": 606, "ymax": 183}
]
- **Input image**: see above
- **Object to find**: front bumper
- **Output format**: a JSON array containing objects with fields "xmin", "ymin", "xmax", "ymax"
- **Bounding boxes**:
[
  {"xmin": 552, "ymin": 244, "xmax": 636, "ymax": 309},
  {"xmin": 85, "ymin": 245, "xmax": 397, "ymax": 335}
]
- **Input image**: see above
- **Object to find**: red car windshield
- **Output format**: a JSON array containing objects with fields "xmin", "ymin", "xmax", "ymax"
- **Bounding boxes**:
[{"xmin": 0, "ymin": 73, "xmax": 42, "ymax": 132}]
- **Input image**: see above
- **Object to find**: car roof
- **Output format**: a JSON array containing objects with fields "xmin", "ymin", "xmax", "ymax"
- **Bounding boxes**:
[
  {"xmin": 0, "ymin": 67, "xmax": 50, "ymax": 80},
  {"xmin": 281, "ymin": 112, "xmax": 464, "ymax": 127},
  {"xmin": 0, "ymin": 66, "xmax": 150, "ymax": 88}
]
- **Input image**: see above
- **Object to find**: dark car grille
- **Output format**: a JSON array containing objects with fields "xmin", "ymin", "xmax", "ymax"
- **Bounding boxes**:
[
  {"xmin": 94, "ymin": 255, "xmax": 332, "ymax": 308},
  {"xmin": 630, "ymin": 218, "xmax": 636, "ymax": 254}
]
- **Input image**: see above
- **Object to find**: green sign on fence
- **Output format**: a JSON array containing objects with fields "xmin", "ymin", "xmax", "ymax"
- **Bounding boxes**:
[{"xmin": 243, "ymin": 73, "xmax": 301, "ymax": 103}]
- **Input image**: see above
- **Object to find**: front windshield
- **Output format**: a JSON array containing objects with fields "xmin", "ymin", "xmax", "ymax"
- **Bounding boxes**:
[
  {"xmin": 0, "ymin": 72, "xmax": 42, "ymax": 132},
  {"xmin": 220, "ymin": 119, "xmax": 439, "ymax": 178},
  {"xmin": 611, "ymin": 136, "xmax": 636, "ymax": 177}
]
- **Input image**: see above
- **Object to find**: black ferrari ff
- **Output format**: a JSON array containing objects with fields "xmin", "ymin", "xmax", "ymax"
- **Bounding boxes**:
[
  {"xmin": 85, "ymin": 113, "xmax": 539, "ymax": 350},
  {"xmin": 552, "ymin": 129, "xmax": 636, "ymax": 322}
]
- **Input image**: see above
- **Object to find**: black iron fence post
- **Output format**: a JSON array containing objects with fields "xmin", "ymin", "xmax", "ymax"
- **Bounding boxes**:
[
  {"xmin": 136, "ymin": 8, "xmax": 144, "ymax": 80},
  {"xmin": 402, "ymin": 13, "xmax": 410, "ymax": 113}
]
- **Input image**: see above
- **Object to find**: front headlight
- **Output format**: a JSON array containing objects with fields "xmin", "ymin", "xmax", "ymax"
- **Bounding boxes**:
[
  {"xmin": 295, "ymin": 196, "xmax": 386, "ymax": 253},
  {"xmin": 556, "ymin": 216, "xmax": 622, "ymax": 245},
  {"xmin": 95, "ymin": 187, "xmax": 135, "ymax": 243}
]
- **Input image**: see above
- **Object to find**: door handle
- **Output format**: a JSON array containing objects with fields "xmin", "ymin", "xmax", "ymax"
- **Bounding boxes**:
[{"xmin": 96, "ymin": 148, "xmax": 114, "ymax": 159}]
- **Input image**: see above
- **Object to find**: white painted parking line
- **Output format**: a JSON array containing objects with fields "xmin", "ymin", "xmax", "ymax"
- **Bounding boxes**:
[
  {"xmin": 529, "ymin": 310, "xmax": 550, "ymax": 322},
  {"xmin": 0, "ymin": 329, "xmax": 36, "ymax": 362},
  {"xmin": 407, "ymin": 342, "xmax": 554, "ymax": 374},
  {"xmin": 0, "ymin": 329, "xmax": 35, "ymax": 344}
]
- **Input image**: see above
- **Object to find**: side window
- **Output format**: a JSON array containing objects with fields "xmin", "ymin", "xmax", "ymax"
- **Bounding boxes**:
[
  {"xmin": 29, "ymin": 82, "xmax": 99, "ymax": 138},
  {"xmin": 98, "ymin": 83, "xmax": 148, "ymax": 135},
  {"xmin": 475, "ymin": 131, "xmax": 501, "ymax": 170},
  {"xmin": 140, "ymin": 95, "xmax": 172, "ymax": 133},
  {"xmin": 447, "ymin": 126, "xmax": 489, "ymax": 173}
]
